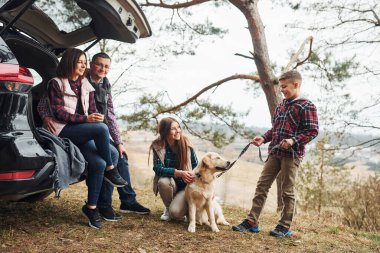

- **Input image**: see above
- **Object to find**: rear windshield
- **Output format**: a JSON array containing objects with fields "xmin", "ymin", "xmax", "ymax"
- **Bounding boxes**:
[{"xmin": 36, "ymin": 0, "xmax": 91, "ymax": 33}]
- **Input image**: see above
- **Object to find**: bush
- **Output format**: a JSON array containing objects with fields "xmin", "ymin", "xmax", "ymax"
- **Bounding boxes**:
[{"xmin": 341, "ymin": 174, "xmax": 380, "ymax": 232}]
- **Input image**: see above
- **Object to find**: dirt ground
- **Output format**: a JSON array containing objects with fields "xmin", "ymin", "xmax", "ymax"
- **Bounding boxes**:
[{"xmin": 1, "ymin": 131, "xmax": 379, "ymax": 252}]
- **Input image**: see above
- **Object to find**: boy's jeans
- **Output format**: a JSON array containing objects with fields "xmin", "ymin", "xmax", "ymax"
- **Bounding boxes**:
[
  {"xmin": 247, "ymin": 154, "xmax": 301, "ymax": 228},
  {"xmin": 98, "ymin": 155, "xmax": 137, "ymax": 209}
]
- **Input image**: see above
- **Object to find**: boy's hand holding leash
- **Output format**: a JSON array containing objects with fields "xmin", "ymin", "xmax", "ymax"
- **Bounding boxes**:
[
  {"xmin": 280, "ymin": 139, "xmax": 294, "ymax": 150},
  {"xmin": 251, "ymin": 136, "xmax": 264, "ymax": 146}
]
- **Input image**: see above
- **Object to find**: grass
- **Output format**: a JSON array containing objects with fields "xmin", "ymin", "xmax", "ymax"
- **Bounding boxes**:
[
  {"xmin": 1, "ymin": 182, "xmax": 379, "ymax": 253},
  {"xmin": 1, "ymin": 133, "xmax": 379, "ymax": 252}
]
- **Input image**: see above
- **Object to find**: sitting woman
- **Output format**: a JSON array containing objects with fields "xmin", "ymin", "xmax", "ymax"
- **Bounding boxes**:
[
  {"xmin": 150, "ymin": 117, "xmax": 198, "ymax": 221},
  {"xmin": 46, "ymin": 48, "xmax": 126, "ymax": 229}
]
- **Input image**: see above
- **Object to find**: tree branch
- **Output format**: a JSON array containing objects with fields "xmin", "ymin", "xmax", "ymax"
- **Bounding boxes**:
[
  {"xmin": 111, "ymin": 61, "xmax": 141, "ymax": 88},
  {"xmin": 234, "ymin": 53, "xmax": 255, "ymax": 60},
  {"xmin": 283, "ymin": 36, "xmax": 313, "ymax": 72},
  {"xmin": 194, "ymin": 100, "xmax": 241, "ymax": 135},
  {"xmin": 344, "ymin": 121, "xmax": 380, "ymax": 130},
  {"xmin": 142, "ymin": 0, "xmax": 212, "ymax": 9},
  {"xmin": 152, "ymin": 74, "xmax": 260, "ymax": 117}
]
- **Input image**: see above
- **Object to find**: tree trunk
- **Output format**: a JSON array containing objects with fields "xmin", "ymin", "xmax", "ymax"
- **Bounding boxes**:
[{"xmin": 229, "ymin": 0, "xmax": 282, "ymax": 117}]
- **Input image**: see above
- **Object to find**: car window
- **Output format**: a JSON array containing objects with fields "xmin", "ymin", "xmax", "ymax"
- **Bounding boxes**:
[{"xmin": 35, "ymin": 0, "xmax": 91, "ymax": 33}]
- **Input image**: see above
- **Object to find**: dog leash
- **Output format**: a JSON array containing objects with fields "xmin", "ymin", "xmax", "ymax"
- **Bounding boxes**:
[
  {"xmin": 216, "ymin": 143, "xmax": 252, "ymax": 178},
  {"xmin": 216, "ymin": 140, "xmax": 296, "ymax": 178}
]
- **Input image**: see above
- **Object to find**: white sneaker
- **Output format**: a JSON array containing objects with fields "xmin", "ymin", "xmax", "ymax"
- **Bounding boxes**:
[{"xmin": 160, "ymin": 208, "xmax": 171, "ymax": 221}]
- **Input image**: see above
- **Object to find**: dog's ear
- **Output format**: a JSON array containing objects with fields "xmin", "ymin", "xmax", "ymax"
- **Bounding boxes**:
[{"xmin": 201, "ymin": 154, "xmax": 213, "ymax": 169}]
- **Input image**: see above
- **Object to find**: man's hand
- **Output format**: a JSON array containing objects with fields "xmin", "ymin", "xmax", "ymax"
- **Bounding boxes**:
[
  {"xmin": 43, "ymin": 116, "xmax": 57, "ymax": 133},
  {"xmin": 280, "ymin": 138, "xmax": 295, "ymax": 150},
  {"xmin": 86, "ymin": 113, "xmax": 104, "ymax": 123},
  {"xmin": 117, "ymin": 143, "xmax": 128, "ymax": 159},
  {"xmin": 251, "ymin": 136, "xmax": 265, "ymax": 147}
]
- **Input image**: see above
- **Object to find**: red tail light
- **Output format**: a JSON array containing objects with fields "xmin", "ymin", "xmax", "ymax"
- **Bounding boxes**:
[
  {"xmin": 0, "ymin": 171, "xmax": 36, "ymax": 180},
  {"xmin": 17, "ymin": 66, "xmax": 34, "ymax": 84},
  {"xmin": 0, "ymin": 65, "xmax": 34, "ymax": 92},
  {"xmin": 0, "ymin": 65, "xmax": 33, "ymax": 83}
]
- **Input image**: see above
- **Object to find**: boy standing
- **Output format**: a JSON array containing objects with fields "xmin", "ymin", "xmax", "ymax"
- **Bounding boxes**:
[{"xmin": 232, "ymin": 70, "xmax": 319, "ymax": 237}]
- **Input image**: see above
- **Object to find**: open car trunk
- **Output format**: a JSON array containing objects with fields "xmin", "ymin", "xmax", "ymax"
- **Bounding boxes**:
[
  {"xmin": 0, "ymin": 0, "xmax": 151, "ymax": 201},
  {"xmin": 0, "ymin": 0, "xmax": 151, "ymax": 51}
]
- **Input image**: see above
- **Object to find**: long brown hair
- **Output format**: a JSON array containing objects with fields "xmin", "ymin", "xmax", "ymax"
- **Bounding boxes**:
[
  {"xmin": 56, "ymin": 48, "xmax": 87, "ymax": 80},
  {"xmin": 149, "ymin": 117, "xmax": 191, "ymax": 170}
]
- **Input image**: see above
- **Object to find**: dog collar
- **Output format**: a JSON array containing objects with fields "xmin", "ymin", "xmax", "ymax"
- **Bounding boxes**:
[{"xmin": 195, "ymin": 172, "xmax": 210, "ymax": 184}]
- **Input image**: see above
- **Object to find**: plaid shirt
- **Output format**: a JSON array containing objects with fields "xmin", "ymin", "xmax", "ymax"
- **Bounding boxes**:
[
  {"xmin": 263, "ymin": 98, "xmax": 319, "ymax": 158},
  {"xmin": 153, "ymin": 146, "xmax": 198, "ymax": 190},
  {"xmin": 48, "ymin": 78, "xmax": 97, "ymax": 123},
  {"xmin": 37, "ymin": 95, "xmax": 51, "ymax": 120}
]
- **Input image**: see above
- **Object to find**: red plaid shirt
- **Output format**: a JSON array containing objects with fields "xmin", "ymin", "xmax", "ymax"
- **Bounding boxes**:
[
  {"xmin": 48, "ymin": 78, "xmax": 97, "ymax": 123},
  {"xmin": 262, "ymin": 98, "xmax": 319, "ymax": 158}
]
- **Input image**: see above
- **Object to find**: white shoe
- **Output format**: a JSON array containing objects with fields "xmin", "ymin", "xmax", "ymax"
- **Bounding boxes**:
[{"xmin": 160, "ymin": 208, "xmax": 171, "ymax": 221}]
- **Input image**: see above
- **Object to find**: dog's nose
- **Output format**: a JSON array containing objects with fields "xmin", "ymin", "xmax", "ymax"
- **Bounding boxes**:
[{"xmin": 226, "ymin": 161, "xmax": 231, "ymax": 166}]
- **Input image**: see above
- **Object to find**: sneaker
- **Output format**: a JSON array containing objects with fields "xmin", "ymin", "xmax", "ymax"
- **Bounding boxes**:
[
  {"xmin": 120, "ymin": 202, "xmax": 150, "ymax": 215},
  {"xmin": 232, "ymin": 219, "xmax": 260, "ymax": 233},
  {"xmin": 104, "ymin": 168, "xmax": 128, "ymax": 187},
  {"xmin": 160, "ymin": 208, "xmax": 171, "ymax": 221},
  {"xmin": 269, "ymin": 224, "xmax": 294, "ymax": 237},
  {"xmin": 99, "ymin": 206, "xmax": 122, "ymax": 221},
  {"xmin": 81, "ymin": 205, "xmax": 103, "ymax": 229}
]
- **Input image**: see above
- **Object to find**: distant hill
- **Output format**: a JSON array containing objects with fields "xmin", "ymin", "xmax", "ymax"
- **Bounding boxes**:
[{"xmin": 120, "ymin": 119, "xmax": 380, "ymax": 172}]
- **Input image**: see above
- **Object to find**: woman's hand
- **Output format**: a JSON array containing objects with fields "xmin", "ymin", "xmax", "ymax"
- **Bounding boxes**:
[
  {"xmin": 86, "ymin": 113, "xmax": 104, "ymax": 123},
  {"xmin": 43, "ymin": 116, "xmax": 57, "ymax": 133},
  {"xmin": 175, "ymin": 170, "xmax": 195, "ymax": 184}
]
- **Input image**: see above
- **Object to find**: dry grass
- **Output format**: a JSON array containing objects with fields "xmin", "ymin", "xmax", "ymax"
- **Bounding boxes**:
[
  {"xmin": 1, "ymin": 132, "xmax": 379, "ymax": 252},
  {"xmin": 1, "ymin": 183, "xmax": 379, "ymax": 253}
]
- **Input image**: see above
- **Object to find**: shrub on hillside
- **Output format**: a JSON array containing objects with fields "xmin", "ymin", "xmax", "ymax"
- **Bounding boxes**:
[
  {"xmin": 341, "ymin": 174, "xmax": 380, "ymax": 232},
  {"xmin": 297, "ymin": 137, "xmax": 352, "ymax": 214}
]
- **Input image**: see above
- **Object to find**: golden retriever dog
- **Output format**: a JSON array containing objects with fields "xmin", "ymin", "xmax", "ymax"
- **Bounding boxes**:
[{"xmin": 185, "ymin": 152, "xmax": 230, "ymax": 233}]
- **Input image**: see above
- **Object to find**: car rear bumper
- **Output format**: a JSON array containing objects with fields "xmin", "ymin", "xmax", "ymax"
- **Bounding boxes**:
[{"xmin": 0, "ymin": 161, "xmax": 55, "ymax": 201}]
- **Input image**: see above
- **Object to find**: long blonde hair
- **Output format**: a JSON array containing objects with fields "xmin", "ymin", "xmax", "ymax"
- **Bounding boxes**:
[{"xmin": 149, "ymin": 117, "xmax": 191, "ymax": 170}]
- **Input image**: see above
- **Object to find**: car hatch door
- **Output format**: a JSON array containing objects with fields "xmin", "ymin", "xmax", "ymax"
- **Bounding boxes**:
[{"xmin": 0, "ymin": 0, "xmax": 151, "ymax": 51}]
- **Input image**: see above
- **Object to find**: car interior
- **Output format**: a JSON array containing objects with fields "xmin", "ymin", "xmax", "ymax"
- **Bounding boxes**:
[
  {"xmin": 0, "ymin": 0, "xmax": 152, "ymax": 201},
  {"xmin": 1, "ymin": 0, "xmax": 152, "ymax": 130}
]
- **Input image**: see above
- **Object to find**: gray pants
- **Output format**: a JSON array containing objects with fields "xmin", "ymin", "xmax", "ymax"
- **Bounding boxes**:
[
  {"xmin": 157, "ymin": 177, "xmax": 187, "ymax": 219},
  {"xmin": 247, "ymin": 155, "xmax": 301, "ymax": 228}
]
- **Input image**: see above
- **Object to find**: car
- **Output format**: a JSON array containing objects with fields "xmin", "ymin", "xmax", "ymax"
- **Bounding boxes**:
[{"xmin": 0, "ymin": 0, "xmax": 151, "ymax": 202}]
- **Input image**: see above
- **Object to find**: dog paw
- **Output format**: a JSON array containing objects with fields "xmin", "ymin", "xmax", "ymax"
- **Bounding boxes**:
[
  {"xmin": 218, "ymin": 220, "xmax": 230, "ymax": 226},
  {"xmin": 188, "ymin": 226, "xmax": 196, "ymax": 233},
  {"xmin": 212, "ymin": 227, "xmax": 220, "ymax": 233}
]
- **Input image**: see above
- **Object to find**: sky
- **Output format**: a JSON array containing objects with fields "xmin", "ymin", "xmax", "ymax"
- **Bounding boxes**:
[
  {"xmin": 106, "ymin": 1, "xmax": 294, "ymax": 129},
  {"xmin": 93, "ymin": 1, "xmax": 379, "ymax": 132}
]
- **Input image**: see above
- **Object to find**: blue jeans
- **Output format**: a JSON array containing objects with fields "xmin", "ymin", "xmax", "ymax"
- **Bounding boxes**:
[
  {"xmin": 59, "ymin": 123, "xmax": 113, "ymax": 167},
  {"xmin": 79, "ymin": 140, "xmax": 119, "ymax": 206},
  {"xmin": 98, "ymin": 151, "xmax": 137, "ymax": 209}
]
